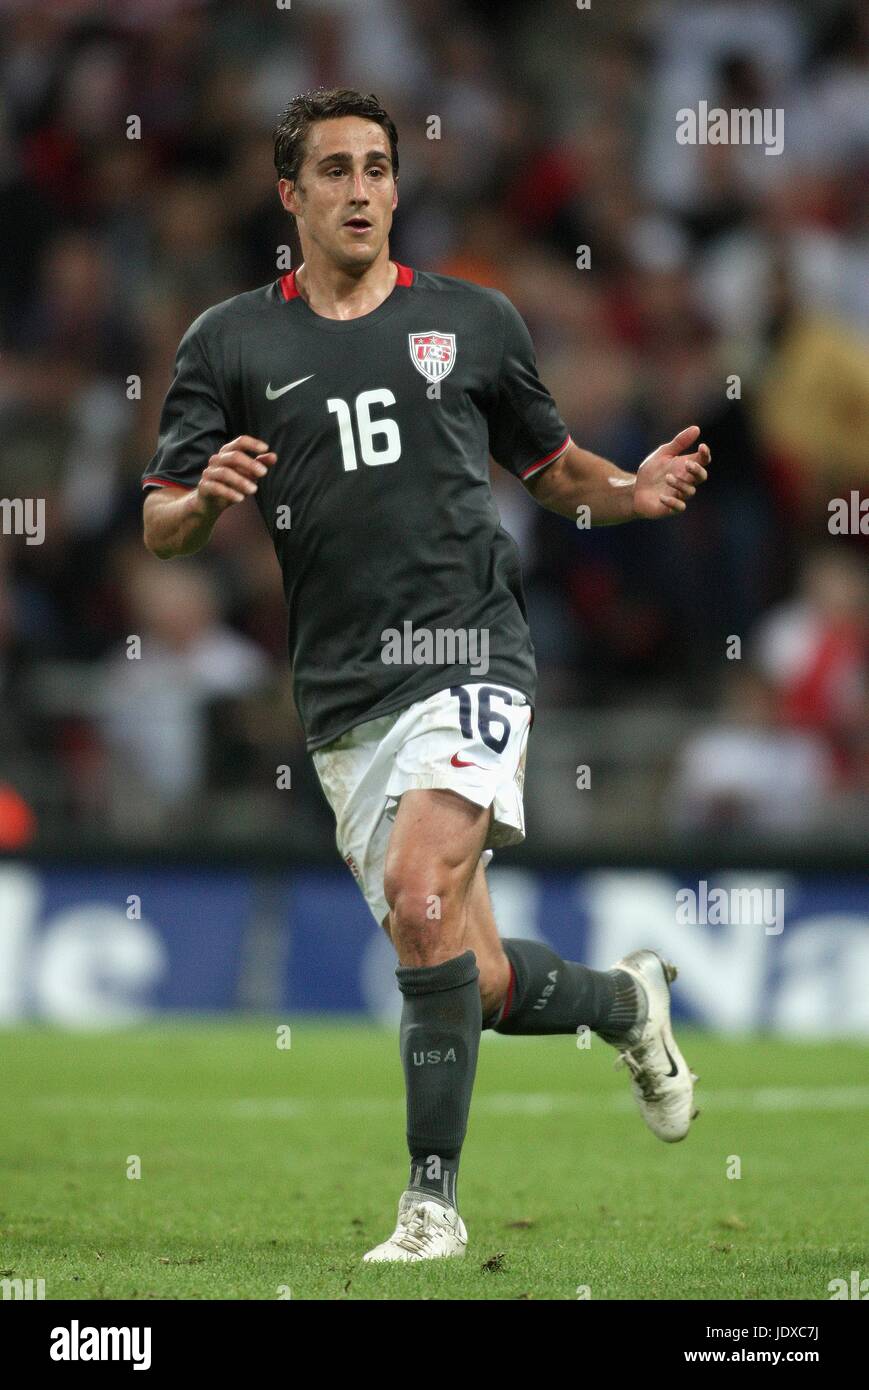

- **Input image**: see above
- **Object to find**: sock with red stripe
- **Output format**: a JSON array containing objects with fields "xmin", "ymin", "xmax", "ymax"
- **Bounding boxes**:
[{"xmin": 482, "ymin": 938, "xmax": 644, "ymax": 1041}]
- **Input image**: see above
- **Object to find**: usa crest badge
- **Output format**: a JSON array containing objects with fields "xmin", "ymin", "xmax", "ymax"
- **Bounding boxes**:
[{"xmin": 409, "ymin": 331, "xmax": 456, "ymax": 383}]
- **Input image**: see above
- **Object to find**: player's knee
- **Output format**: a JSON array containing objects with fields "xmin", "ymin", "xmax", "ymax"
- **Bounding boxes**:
[
  {"xmin": 385, "ymin": 876, "xmax": 465, "ymax": 961},
  {"xmin": 384, "ymin": 858, "xmax": 455, "ymax": 919}
]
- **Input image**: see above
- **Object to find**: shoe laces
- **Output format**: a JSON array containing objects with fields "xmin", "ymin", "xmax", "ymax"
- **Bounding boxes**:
[
  {"xmin": 615, "ymin": 1046, "xmax": 664, "ymax": 1102},
  {"xmin": 393, "ymin": 1204, "xmax": 441, "ymax": 1256}
]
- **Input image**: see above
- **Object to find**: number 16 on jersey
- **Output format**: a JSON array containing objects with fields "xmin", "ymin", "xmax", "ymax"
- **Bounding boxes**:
[{"xmin": 327, "ymin": 389, "xmax": 402, "ymax": 470}]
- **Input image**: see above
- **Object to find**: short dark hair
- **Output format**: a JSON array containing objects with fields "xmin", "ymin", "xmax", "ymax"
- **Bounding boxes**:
[{"xmin": 273, "ymin": 88, "xmax": 399, "ymax": 184}]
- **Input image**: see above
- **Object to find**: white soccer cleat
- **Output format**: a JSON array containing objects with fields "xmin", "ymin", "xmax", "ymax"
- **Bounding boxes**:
[
  {"xmin": 362, "ymin": 1192, "xmax": 468, "ymax": 1263},
  {"xmin": 607, "ymin": 949, "xmax": 699, "ymax": 1143}
]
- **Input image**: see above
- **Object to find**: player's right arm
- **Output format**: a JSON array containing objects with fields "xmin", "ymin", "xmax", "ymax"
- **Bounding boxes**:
[{"xmin": 143, "ymin": 437, "xmax": 277, "ymax": 558}]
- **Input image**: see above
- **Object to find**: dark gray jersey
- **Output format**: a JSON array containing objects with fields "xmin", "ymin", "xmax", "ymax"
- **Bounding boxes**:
[{"xmin": 142, "ymin": 264, "xmax": 570, "ymax": 749}]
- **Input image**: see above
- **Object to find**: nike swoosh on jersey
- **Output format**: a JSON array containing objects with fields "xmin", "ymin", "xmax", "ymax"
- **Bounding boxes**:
[{"xmin": 265, "ymin": 374, "xmax": 315, "ymax": 399}]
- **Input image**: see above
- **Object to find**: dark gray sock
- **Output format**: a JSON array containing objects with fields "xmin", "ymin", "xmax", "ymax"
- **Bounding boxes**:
[
  {"xmin": 488, "ymin": 938, "xmax": 645, "ymax": 1040},
  {"xmin": 396, "ymin": 949, "xmax": 481, "ymax": 1211}
]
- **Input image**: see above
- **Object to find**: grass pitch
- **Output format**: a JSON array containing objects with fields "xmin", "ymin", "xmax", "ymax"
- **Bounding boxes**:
[{"xmin": 1, "ymin": 1021, "xmax": 866, "ymax": 1300}]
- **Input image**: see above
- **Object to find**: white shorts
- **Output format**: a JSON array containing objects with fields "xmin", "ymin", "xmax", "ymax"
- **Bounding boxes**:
[{"xmin": 312, "ymin": 683, "xmax": 532, "ymax": 927}]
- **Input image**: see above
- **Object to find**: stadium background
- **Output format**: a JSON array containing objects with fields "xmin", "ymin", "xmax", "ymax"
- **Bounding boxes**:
[{"xmin": 0, "ymin": 0, "xmax": 866, "ymax": 1028}]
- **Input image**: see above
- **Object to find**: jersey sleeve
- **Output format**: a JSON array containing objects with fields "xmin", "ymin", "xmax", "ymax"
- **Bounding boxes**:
[
  {"xmin": 486, "ymin": 293, "xmax": 571, "ymax": 481},
  {"xmin": 141, "ymin": 323, "xmax": 229, "ymax": 492}
]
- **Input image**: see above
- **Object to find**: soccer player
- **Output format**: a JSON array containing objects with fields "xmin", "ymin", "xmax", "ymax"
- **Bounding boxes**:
[{"xmin": 142, "ymin": 89, "xmax": 709, "ymax": 1262}]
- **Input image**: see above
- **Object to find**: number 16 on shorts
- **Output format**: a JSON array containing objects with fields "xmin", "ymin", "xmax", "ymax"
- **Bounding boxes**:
[{"xmin": 449, "ymin": 684, "xmax": 527, "ymax": 757}]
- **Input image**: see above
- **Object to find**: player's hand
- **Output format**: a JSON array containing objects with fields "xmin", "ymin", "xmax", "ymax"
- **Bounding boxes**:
[
  {"xmin": 632, "ymin": 426, "xmax": 710, "ymax": 520},
  {"xmin": 194, "ymin": 437, "xmax": 277, "ymax": 517}
]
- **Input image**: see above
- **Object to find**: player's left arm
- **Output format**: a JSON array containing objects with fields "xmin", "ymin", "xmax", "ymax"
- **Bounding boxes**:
[{"xmin": 524, "ymin": 426, "xmax": 711, "ymax": 524}]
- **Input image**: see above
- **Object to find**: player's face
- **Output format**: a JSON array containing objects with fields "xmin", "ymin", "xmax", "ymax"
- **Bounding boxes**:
[{"xmin": 281, "ymin": 116, "xmax": 398, "ymax": 271}]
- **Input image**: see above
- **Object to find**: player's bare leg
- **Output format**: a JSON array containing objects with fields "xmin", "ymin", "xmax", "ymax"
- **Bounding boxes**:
[
  {"xmin": 378, "ymin": 842, "xmax": 697, "ymax": 1150},
  {"xmin": 461, "ymin": 863, "xmax": 511, "ymax": 1020},
  {"xmin": 425, "ymin": 858, "xmax": 642, "ymax": 1037},
  {"xmin": 364, "ymin": 798, "xmax": 699, "ymax": 1263},
  {"xmin": 363, "ymin": 788, "xmax": 490, "ymax": 1262},
  {"xmin": 380, "ymin": 860, "xmax": 509, "ymax": 1016},
  {"xmin": 408, "ymin": 859, "xmax": 699, "ymax": 1142}
]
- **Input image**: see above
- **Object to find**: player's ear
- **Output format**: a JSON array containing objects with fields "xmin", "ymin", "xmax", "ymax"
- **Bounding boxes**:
[
  {"xmin": 278, "ymin": 177, "xmax": 299, "ymax": 217},
  {"xmin": 391, "ymin": 177, "xmax": 398, "ymax": 212}
]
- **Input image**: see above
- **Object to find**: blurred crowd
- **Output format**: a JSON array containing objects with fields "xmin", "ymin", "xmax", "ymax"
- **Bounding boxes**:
[{"xmin": 0, "ymin": 0, "xmax": 866, "ymax": 849}]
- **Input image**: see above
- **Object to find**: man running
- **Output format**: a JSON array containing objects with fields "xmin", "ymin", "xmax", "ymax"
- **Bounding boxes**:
[{"xmin": 142, "ymin": 88, "xmax": 708, "ymax": 1263}]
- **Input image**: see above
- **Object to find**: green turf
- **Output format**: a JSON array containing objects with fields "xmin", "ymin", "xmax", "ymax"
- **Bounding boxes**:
[{"xmin": 1, "ymin": 1021, "xmax": 866, "ymax": 1300}]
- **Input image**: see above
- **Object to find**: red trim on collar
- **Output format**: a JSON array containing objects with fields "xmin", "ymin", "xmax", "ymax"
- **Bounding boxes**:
[{"xmin": 278, "ymin": 262, "xmax": 413, "ymax": 302}]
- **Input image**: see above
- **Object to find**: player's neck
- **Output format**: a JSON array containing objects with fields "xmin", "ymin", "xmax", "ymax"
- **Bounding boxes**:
[{"xmin": 294, "ymin": 252, "xmax": 398, "ymax": 322}]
